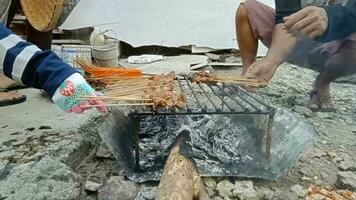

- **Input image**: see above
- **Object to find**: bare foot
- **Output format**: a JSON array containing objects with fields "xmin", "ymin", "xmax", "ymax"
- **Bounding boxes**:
[
  {"xmin": 0, "ymin": 91, "xmax": 26, "ymax": 106},
  {"xmin": 0, "ymin": 73, "xmax": 16, "ymax": 89},
  {"xmin": 309, "ymin": 79, "xmax": 335, "ymax": 112}
]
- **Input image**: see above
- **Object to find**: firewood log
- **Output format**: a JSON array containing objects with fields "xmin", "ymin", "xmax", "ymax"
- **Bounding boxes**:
[{"xmin": 156, "ymin": 129, "xmax": 211, "ymax": 200}]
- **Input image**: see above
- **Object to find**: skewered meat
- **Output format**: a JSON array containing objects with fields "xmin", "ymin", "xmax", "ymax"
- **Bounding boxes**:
[
  {"xmin": 145, "ymin": 72, "xmax": 187, "ymax": 109},
  {"xmin": 192, "ymin": 70, "xmax": 217, "ymax": 84}
]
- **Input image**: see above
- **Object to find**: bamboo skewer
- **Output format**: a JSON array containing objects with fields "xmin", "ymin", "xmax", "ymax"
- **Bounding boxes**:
[
  {"xmin": 81, "ymin": 103, "xmax": 154, "ymax": 108},
  {"xmin": 217, "ymin": 80, "xmax": 264, "ymax": 87},
  {"xmin": 79, "ymin": 96, "xmax": 152, "ymax": 101}
]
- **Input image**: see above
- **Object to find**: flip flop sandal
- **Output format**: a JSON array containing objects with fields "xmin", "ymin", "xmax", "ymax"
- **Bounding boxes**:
[
  {"xmin": 6, "ymin": 85, "xmax": 29, "ymax": 91},
  {"xmin": 0, "ymin": 91, "xmax": 27, "ymax": 107},
  {"xmin": 309, "ymin": 91, "xmax": 336, "ymax": 112}
]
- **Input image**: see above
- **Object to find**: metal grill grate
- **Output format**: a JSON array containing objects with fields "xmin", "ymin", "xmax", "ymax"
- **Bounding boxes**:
[{"xmin": 129, "ymin": 77, "xmax": 276, "ymax": 171}]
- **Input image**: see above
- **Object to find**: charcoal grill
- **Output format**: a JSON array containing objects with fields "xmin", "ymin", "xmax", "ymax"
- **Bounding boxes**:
[{"xmin": 129, "ymin": 77, "xmax": 276, "ymax": 171}]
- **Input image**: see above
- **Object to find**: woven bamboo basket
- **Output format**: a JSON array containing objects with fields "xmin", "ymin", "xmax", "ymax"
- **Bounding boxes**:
[{"xmin": 20, "ymin": 0, "xmax": 65, "ymax": 32}]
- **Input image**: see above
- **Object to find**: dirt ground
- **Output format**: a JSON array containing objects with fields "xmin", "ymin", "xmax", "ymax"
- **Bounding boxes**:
[
  {"xmin": 75, "ymin": 58, "xmax": 356, "ymax": 199},
  {"xmin": 2, "ymin": 55, "xmax": 353, "ymax": 200}
]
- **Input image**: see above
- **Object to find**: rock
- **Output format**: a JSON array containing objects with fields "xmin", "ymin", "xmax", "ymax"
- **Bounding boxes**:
[
  {"xmin": 344, "ymin": 117, "xmax": 353, "ymax": 125},
  {"xmin": 290, "ymin": 184, "xmax": 307, "ymax": 198},
  {"xmin": 333, "ymin": 157, "xmax": 344, "ymax": 164},
  {"xmin": 214, "ymin": 197, "xmax": 223, "ymax": 200},
  {"xmin": 336, "ymin": 171, "xmax": 356, "ymax": 190},
  {"xmin": 0, "ymin": 160, "xmax": 11, "ymax": 180},
  {"xmin": 338, "ymin": 157, "xmax": 356, "ymax": 171},
  {"xmin": 279, "ymin": 191, "xmax": 298, "ymax": 200},
  {"xmin": 216, "ymin": 180, "xmax": 234, "ymax": 198},
  {"xmin": 259, "ymin": 187, "xmax": 274, "ymax": 200},
  {"xmin": 85, "ymin": 179, "xmax": 102, "ymax": 192},
  {"xmin": 26, "ymin": 127, "xmax": 35, "ymax": 131},
  {"xmin": 98, "ymin": 177, "xmax": 139, "ymax": 200},
  {"xmin": 293, "ymin": 105, "xmax": 312, "ymax": 117},
  {"xmin": 139, "ymin": 186, "xmax": 157, "ymax": 200},
  {"xmin": 9, "ymin": 131, "xmax": 22, "ymax": 135},
  {"xmin": 96, "ymin": 145, "xmax": 112, "ymax": 159},
  {"xmin": 39, "ymin": 125, "xmax": 52, "ymax": 130},
  {"xmin": 299, "ymin": 155, "xmax": 308, "ymax": 162},
  {"xmin": 0, "ymin": 156, "xmax": 81, "ymax": 200},
  {"xmin": 301, "ymin": 176, "xmax": 312, "ymax": 182},
  {"xmin": 203, "ymin": 177, "xmax": 217, "ymax": 190},
  {"xmin": 286, "ymin": 95, "xmax": 296, "ymax": 107},
  {"xmin": 321, "ymin": 140, "xmax": 328, "ymax": 145},
  {"xmin": 233, "ymin": 181, "xmax": 258, "ymax": 200},
  {"xmin": 206, "ymin": 188, "xmax": 215, "ymax": 197},
  {"xmin": 310, "ymin": 148, "xmax": 327, "ymax": 158},
  {"xmin": 327, "ymin": 151, "xmax": 337, "ymax": 159}
]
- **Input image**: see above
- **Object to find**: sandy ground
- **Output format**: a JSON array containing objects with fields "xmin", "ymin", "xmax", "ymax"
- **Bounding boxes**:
[{"xmin": 0, "ymin": 58, "xmax": 355, "ymax": 200}]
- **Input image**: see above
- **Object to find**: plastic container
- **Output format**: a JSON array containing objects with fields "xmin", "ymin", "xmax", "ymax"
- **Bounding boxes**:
[{"xmin": 90, "ymin": 29, "xmax": 120, "ymax": 67}]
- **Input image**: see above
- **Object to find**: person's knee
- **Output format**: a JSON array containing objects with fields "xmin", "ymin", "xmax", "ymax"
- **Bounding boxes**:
[
  {"xmin": 236, "ymin": 0, "xmax": 258, "ymax": 23},
  {"xmin": 236, "ymin": 4, "xmax": 248, "ymax": 23}
]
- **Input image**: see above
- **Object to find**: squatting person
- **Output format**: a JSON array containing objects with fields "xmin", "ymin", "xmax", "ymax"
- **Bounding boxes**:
[{"xmin": 236, "ymin": 0, "xmax": 356, "ymax": 111}]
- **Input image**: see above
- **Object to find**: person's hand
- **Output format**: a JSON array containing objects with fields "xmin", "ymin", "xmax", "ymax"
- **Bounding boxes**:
[
  {"xmin": 52, "ymin": 73, "xmax": 108, "ymax": 113},
  {"xmin": 283, "ymin": 6, "xmax": 328, "ymax": 39},
  {"xmin": 245, "ymin": 59, "xmax": 278, "ymax": 87}
]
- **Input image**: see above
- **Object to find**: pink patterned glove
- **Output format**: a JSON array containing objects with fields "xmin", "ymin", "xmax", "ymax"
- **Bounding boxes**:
[{"xmin": 52, "ymin": 73, "xmax": 108, "ymax": 113}]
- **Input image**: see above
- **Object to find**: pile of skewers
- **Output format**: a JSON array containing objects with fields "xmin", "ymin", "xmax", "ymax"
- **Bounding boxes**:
[
  {"xmin": 191, "ymin": 70, "xmax": 267, "ymax": 88},
  {"xmin": 74, "ymin": 56, "xmax": 264, "ymax": 109},
  {"xmin": 75, "ymin": 56, "xmax": 186, "ymax": 109}
]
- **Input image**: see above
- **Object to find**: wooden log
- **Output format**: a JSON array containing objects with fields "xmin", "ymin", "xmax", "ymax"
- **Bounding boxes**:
[{"xmin": 156, "ymin": 129, "xmax": 211, "ymax": 200}]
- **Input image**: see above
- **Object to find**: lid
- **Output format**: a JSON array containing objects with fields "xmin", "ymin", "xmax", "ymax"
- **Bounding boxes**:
[{"xmin": 20, "ymin": 0, "xmax": 64, "ymax": 31}]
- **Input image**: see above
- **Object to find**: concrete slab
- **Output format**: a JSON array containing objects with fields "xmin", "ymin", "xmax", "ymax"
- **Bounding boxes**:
[{"xmin": 0, "ymin": 89, "xmax": 103, "ymax": 199}]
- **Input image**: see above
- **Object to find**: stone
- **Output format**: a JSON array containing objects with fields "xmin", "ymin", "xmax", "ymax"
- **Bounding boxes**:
[
  {"xmin": 9, "ymin": 131, "xmax": 22, "ymax": 135},
  {"xmin": 299, "ymin": 155, "xmax": 308, "ymax": 162},
  {"xmin": 98, "ymin": 177, "xmax": 139, "ymax": 200},
  {"xmin": 310, "ymin": 148, "xmax": 327, "ymax": 158},
  {"xmin": 139, "ymin": 186, "xmax": 157, "ymax": 200},
  {"xmin": 290, "ymin": 184, "xmax": 307, "ymax": 198},
  {"xmin": 233, "ymin": 181, "xmax": 258, "ymax": 200},
  {"xmin": 327, "ymin": 151, "xmax": 337, "ymax": 159},
  {"xmin": 293, "ymin": 105, "xmax": 312, "ymax": 117},
  {"xmin": 85, "ymin": 180, "xmax": 102, "ymax": 192},
  {"xmin": 216, "ymin": 180, "xmax": 234, "ymax": 198},
  {"xmin": 206, "ymin": 188, "xmax": 215, "ymax": 197},
  {"xmin": 279, "ymin": 191, "xmax": 298, "ymax": 200},
  {"xmin": 259, "ymin": 187, "xmax": 274, "ymax": 200},
  {"xmin": 39, "ymin": 125, "xmax": 52, "ymax": 130},
  {"xmin": 321, "ymin": 140, "xmax": 328, "ymax": 145},
  {"xmin": 0, "ymin": 160, "xmax": 11, "ymax": 180},
  {"xmin": 0, "ymin": 156, "xmax": 81, "ymax": 200},
  {"xmin": 214, "ymin": 197, "xmax": 223, "ymax": 200},
  {"xmin": 338, "ymin": 157, "xmax": 356, "ymax": 171},
  {"xmin": 26, "ymin": 127, "xmax": 35, "ymax": 131},
  {"xmin": 96, "ymin": 145, "xmax": 112, "ymax": 159},
  {"xmin": 336, "ymin": 171, "xmax": 356, "ymax": 190},
  {"xmin": 203, "ymin": 177, "xmax": 217, "ymax": 190},
  {"xmin": 301, "ymin": 176, "xmax": 312, "ymax": 182}
]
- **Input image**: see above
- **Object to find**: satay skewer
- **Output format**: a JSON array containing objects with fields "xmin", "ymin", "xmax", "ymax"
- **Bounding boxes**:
[
  {"xmin": 78, "ymin": 96, "xmax": 152, "ymax": 101},
  {"xmin": 81, "ymin": 103, "xmax": 154, "ymax": 108}
]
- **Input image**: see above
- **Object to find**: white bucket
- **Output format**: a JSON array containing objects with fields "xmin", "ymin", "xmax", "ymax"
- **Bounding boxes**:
[{"xmin": 90, "ymin": 29, "xmax": 120, "ymax": 67}]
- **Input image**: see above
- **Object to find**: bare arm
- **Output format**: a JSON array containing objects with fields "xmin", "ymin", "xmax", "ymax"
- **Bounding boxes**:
[{"xmin": 264, "ymin": 24, "xmax": 296, "ymax": 66}]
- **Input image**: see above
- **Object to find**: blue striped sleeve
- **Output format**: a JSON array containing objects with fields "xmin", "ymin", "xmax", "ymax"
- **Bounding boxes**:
[
  {"xmin": 0, "ymin": 23, "xmax": 79, "ymax": 97},
  {"xmin": 315, "ymin": 5, "xmax": 356, "ymax": 43}
]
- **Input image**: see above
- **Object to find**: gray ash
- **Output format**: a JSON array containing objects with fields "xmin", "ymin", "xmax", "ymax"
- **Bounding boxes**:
[{"xmin": 137, "ymin": 114, "xmax": 263, "ymax": 175}]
